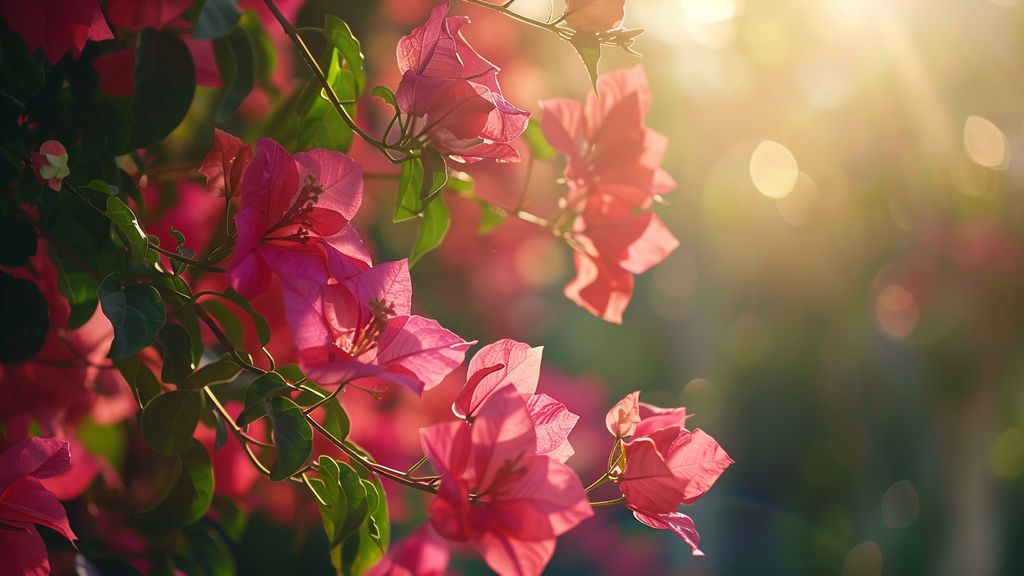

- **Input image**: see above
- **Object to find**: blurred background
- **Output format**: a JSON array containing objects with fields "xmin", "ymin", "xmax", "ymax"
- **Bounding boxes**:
[{"xmin": 116, "ymin": 0, "xmax": 1024, "ymax": 574}]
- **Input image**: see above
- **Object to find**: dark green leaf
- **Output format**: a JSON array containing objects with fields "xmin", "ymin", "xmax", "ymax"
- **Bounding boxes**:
[
  {"xmin": 237, "ymin": 372, "xmax": 289, "ymax": 426},
  {"xmin": 220, "ymin": 288, "xmax": 270, "ymax": 346},
  {"xmin": 140, "ymin": 440, "xmax": 214, "ymax": 536},
  {"xmin": 158, "ymin": 323, "xmax": 196, "ymax": 383},
  {"xmin": 275, "ymin": 364, "xmax": 305, "ymax": 383},
  {"xmin": 333, "ymin": 462, "xmax": 368, "ymax": 547},
  {"xmin": 0, "ymin": 214, "xmax": 37, "ymax": 267},
  {"xmin": 213, "ymin": 28, "xmax": 255, "ymax": 122},
  {"xmin": 214, "ymin": 410, "xmax": 228, "ymax": 450},
  {"xmin": 267, "ymin": 396, "xmax": 312, "ymax": 481},
  {"xmin": 200, "ymin": 300, "xmax": 244, "ymax": 348},
  {"xmin": 409, "ymin": 195, "xmax": 450, "ymax": 266},
  {"xmin": 477, "ymin": 200, "xmax": 505, "ymax": 235},
  {"xmin": 569, "ymin": 32, "xmax": 602, "ymax": 91},
  {"xmin": 0, "ymin": 31, "xmax": 44, "ymax": 108},
  {"xmin": 211, "ymin": 495, "xmax": 247, "ymax": 542},
  {"xmin": 321, "ymin": 401, "xmax": 350, "ymax": 443},
  {"xmin": 105, "ymin": 196, "xmax": 150, "ymax": 262},
  {"xmin": 180, "ymin": 525, "xmax": 235, "ymax": 576},
  {"xmin": 194, "ymin": 0, "xmax": 242, "ymax": 39},
  {"xmin": 113, "ymin": 355, "xmax": 162, "ymax": 406},
  {"xmin": 181, "ymin": 355, "xmax": 244, "ymax": 389},
  {"xmin": 86, "ymin": 180, "xmax": 118, "ymax": 195},
  {"xmin": 17, "ymin": 167, "xmax": 42, "ymax": 204},
  {"xmin": 99, "ymin": 274, "xmax": 165, "ymax": 358},
  {"xmin": 394, "ymin": 158, "xmax": 423, "ymax": 222},
  {"xmin": 0, "ymin": 271, "xmax": 48, "ymax": 363},
  {"xmin": 132, "ymin": 28, "xmax": 196, "ymax": 148},
  {"xmin": 238, "ymin": 10, "xmax": 275, "ymax": 81},
  {"xmin": 141, "ymin": 390, "xmax": 205, "ymax": 456}
]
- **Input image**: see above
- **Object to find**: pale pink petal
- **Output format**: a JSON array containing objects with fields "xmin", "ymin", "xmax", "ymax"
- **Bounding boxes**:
[
  {"xmin": 563, "ymin": 251, "xmax": 633, "ymax": 324},
  {"xmin": 258, "ymin": 242, "xmax": 330, "ymax": 284},
  {"xmin": 279, "ymin": 275, "xmax": 332, "ymax": 351},
  {"xmin": 375, "ymin": 316, "xmax": 473, "ymax": 394},
  {"xmin": 294, "ymin": 148, "xmax": 363, "ymax": 220},
  {"xmin": 453, "ymin": 339, "xmax": 543, "ymax": 419},
  {"xmin": 635, "ymin": 403, "xmax": 690, "ymax": 438},
  {"xmin": 633, "ymin": 511, "xmax": 704, "ymax": 556},
  {"xmin": 468, "ymin": 387, "xmax": 537, "ymax": 490},
  {"xmin": 240, "ymin": 139, "xmax": 300, "ymax": 223},
  {"xmin": 367, "ymin": 524, "xmax": 450, "ymax": 576},
  {"xmin": 662, "ymin": 428, "xmax": 734, "ymax": 504},
  {"xmin": 342, "ymin": 260, "xmax": 413, "ymax": 317},
  {"xmin": 526, "ymin": 394, "xmax": 578, "ymax": 461},
  {"xmin": 605, "ymin": 391, "xmax": 641, "ymax": 438},
  {"xmin": 539, "ymin": 98, "xmax": 583, "ymax": 158},
  {"xmin": 497, "ymin": 455, "xmax": 592, "ymax": 537},
  {"xmin": 564, "ymin": 0, "xmax": 626, "ymax": 33},
  {"xmin": 475, "ymin": 533, "xmax": 555, "ymax": 576},
  {"xmin": 619, "ymin": 434, "xmax": 686, "ymax": 515}
]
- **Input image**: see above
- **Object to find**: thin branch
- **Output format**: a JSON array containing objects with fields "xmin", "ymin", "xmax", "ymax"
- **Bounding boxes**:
[{"xmin": 589, "ymin": 496, "xmax": 625, "ymax": 508}]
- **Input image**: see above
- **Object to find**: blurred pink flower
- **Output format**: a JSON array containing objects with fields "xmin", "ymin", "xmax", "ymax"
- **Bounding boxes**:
[
  {"xmin": 0, "ymin": 0, "xmax": 112, "ymax": 64},
  {"xmin": 396, "ymin": 2, "xmax": 529, "ymax": 163},
  {"xmin": 421, "ymin": 386, "xmax": 593, "ymax": 576},
  {"xmin": 0, "ymin": 437, "xmax": 76, "ymax": 575},
  {"xmin": 541, "ymin": 65, "xmax": 678, "ymax": 323},
  {"xmin": 229, "ymin": 138, "xmax": 369, "ymax": 298}
]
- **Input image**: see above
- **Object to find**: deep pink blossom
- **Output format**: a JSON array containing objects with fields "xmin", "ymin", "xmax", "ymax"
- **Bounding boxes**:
[
  {"xmin": 541, "ymin": 65, "xmax": 679, "ymax": 323},
  {"xmin": 0, "ymin": 438, "xmax": 76, "ymax": 576},
  {"xmin": 421, "ymin": 386, "xmax": 593, "ymax": 576},
  {"xmin": 295, "ymin": 260, "xmax": 472, "ymax": 394},
  {"xmin": 367, "ymin": 524, "xmax": 450, "ymax": 576},
  {"xmin": 452, "ymin": 339, "xmax": 578, "ymax": 461},
  {"xmin": 30, "ymin": 141, "xmax": 69, "ymax": 191},
  {"xmin": 564, "ymin": 0, "xmax": 627, "ymax": 33},
  {"xmin": 105, "ymin": 0, "xmax": 192, "ymax": 30},
  {"xmin": 229, "ymin": 138, "xmax": 369, "ymax": 298},
  {"xmin": 396, "ymin": 2, "xmax": 529, "ymax": 163},
  {"xmin": 632, "ymin": 510, "xmax": 703, "ymax": 556},
  {"xmin": 0, "ymin": 0, "xmax": 113, "ymax": 64},
  {"xmin": 199, "ymin": 129, "xmax": 254, "ymax": 198}
]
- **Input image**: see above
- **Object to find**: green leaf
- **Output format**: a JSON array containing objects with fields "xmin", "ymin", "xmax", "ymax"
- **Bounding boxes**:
[
  {"xmin": 140, "ymin": 440, "xmax": 214, "ymax": 536},
  {"xmin": 105, "ymin": 196, "xmax": 150, "ymax": 262},
  {"xmin": 141, "ymin": 390, "xmax": 205, "ymax": 456},
  {"xmin": 420, "ymin": 147, "xmax": 448, "ymax": 205},
  {"xmin": 569, "ymin": 32, "xmax": 602, "ymax": 91},
  {"xmin": 275, "ymin": 364, "xmax": 305, "ymax": 383},
  {"xmin": 214, "ymin": 410, "xmax": 228, "ymax": 450},
  {"xmin": 0, "ymin": 271, "xmax": 48, "ymax": 364},
  {"xmin": 131, "ymin": 28, "xmax": 197, "ymax": 148},
  {"xmin": 323, "ymin": 16, "xmax": 366, "ymax": 96},
  {"xmin": 113, "ymin": 355, "xmax": 162, "ymax": 406},
  {"xmin": 180, "ymin": 524, "xmax": 236, "ymax": 576},
  {"xmin": 394, "ymin": 158, "xmax": 424, "ymax": 223},
  {"xmin": 477, "ymin": 200, "xmax": 505, "ymax": 235},
  {"xmin": 295, "ymin": 62, "xmax": 355, "ymax": 151},
  {"xmin": 237, "ymin": 10, "xmax": 275, "ymax": 81},
  {"xmin": 213, "ymin": 28, "xmax": 255, "ymax": 122},
  {"xmin": 267, "ymin": 396, "xmax": 312, "ymax": 481},
  {"xmin": 200, "ymin": 300, "xmax": 244, "ymax": 348},
  {"xmin": 194, "ymin": 0, "xmax": 242, "ymax": 39},
  {"xmin": 446, "ymin": 170, "xmax": 474, "ymax": 194},
  {"xmin": 180, "ymin": 355, "xmax": 245, "ymax": 389},
  {"xmin": 158, "ymin": 323, "xmax": 196, "ymax": 383},
  {"xmin": 322, "ymin": 401, "xmax": 350, "ymax": 443},
  {"xmin": 237, "ymin": 372, "xmax": 289, "ymax": 426},
  {"xmin": 371, "ymin": 85, "xmax": 398, "ymax": 112},
  {"xmin": 0, "ymin": 214, "xmax": 37, "ymax": 267},
  {"xmin": 99, "ymin": 274, "xmax": 165, "ymax": 358},
  {"xmin": 333, "ymin": 462, "xmax": 368, "ymax": 547},
  {"xmin": 220, "ymin": 288, "xmax": 270, "ymax": 346},
  {"xmin": 211, "ymin": 495, "xmax": 247, "ymax": 543},
  {"xmin": 0, "ymin": 31, "xmax": 44, "ymax": 108},
  {"xmin": 86, "ymin": 180, "xmax": 118, "ymax": 195},
  {"xmin": 409, "ymin": 196, "xmax": 450, "ymax": 267},
  {"xmin": 523, "ymin": 121, "xmax": 556, "ymax": 160}
]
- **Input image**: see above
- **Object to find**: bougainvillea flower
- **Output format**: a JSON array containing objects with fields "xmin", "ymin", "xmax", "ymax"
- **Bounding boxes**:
[
  {"xmin": 564, "ymin": 0, "xmax": 627, "ymax": 33},
  {"xmin": 541, "ymin": 65, "xmax": 679, "ymax": 322},
  {"xmin": 199, "ymin": 129, "xmax": 254, "ymax": 198},
  {"xmin": 229, "ymin": 138, "xmax": 369, "ymax": 298},
  {"xmin": 0, "ymin": 0, "xmax": 113, "ymax": 64},
  {"xmin": 619, "ymin": 425, "xmax": 732, "ymax": 515},
  {"xmin": 452, "ymin": 339, "xmax": 578, "ymax": 461},
  {"xmin": 296, "ymin": 260, "xmax": 472, "ymax": 395},
  {"xmin": 105, "ymin": 0, "xmax": 192, "ymax": 30},
  {"xmin": 421, "ymin": 387, "xmax": 593, "ymax": 576},
  {"xmin": 396, "ymin": 2, "xmax": 529, "ymax": 163},
  {"xmin": 367, "ymin": 524, "xmax": 450, "ymax": 576},
  {"xmin": 30, "ymin": 140, "xmax": 70, "ymax": 191},
  {"xmin": 0, "ymin": 437, "xmax": 77, "ymax": 575}
]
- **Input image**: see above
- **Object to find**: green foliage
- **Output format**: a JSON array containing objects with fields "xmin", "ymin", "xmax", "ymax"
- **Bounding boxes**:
[
  {"xmin": 141, "ymin": 390, "xmax": 205, "ymax": 456},
  {"xmin": 140, "ymin": 440, "xmax": 214, "ymax": 537},
  {"xmin": 180, "ymin": 355, "xmax": 245, "ymax": 390},
  {"xmin": 0, "ymin": 30, "xmax": 44, "ymax": 108},
  {"xmin": 237, "ymin": 372, "xmax": 290, "ymax": 426},
  {"xmin": 159, "ymin": 322, "xmax": 198, "ymax": 383},
  {"xmin": 99, "ymin": 273, "xmax": 166, "ymax": 358},
  {"xmin": 267, "ymin": 396, "xmax": 312, "ymax": 481},
  {"xmin": 213, "ymin": 28, "xmax": 256, "ymax": 122},
  {"xmin": 219, "ymin": 288, "xmax": 271, "ymax": 346},
  {"xmin": 105, "ymin": 195, "xmax": 150, "ymax": 262},
  {"xmin": 523, "ymin": 122, "xmax": 556, "ymax": 160},
  {"xmin": 0, "ymin": 271, "xmax": 48, "ymax": 364},
  {"xmin": 113, "ymin": 355, "xmax": 162, "ymax": 406},
  {"xmin": 180, "ymin": 524, "xmax": 237, "ymax": 576},
  {"xmin": 131, "ymin": 28, "xmax": 197, "ymax": 149},
  {"xmin": 569, "ymin": 32, "xmax": 602, "ymax": 91},
  {"xmin": 410, "ymin": 194, "xmax": 451, "ymax": 267},
  {"xmin": 394, "ymin": 158, "xmax": 424, "ymax": 222}
]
